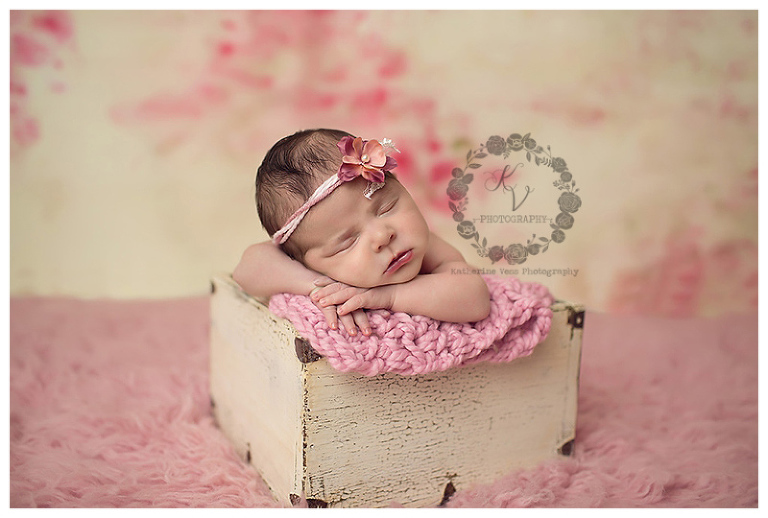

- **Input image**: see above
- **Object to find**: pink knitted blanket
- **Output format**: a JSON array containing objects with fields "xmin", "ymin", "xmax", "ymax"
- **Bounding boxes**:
[{"xmin": 269, "ymin": 275, "xmax": 554, "ymax": 376}]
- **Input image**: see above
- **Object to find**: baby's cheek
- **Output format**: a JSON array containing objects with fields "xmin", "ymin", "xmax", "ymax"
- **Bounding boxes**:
[
  {"xmin": 342, "ymin": 261, "xmax": 369, "ymax": 284},
  {"xmin": 330, "ymin": 260, "xmax": 373, "ymax": 288}
]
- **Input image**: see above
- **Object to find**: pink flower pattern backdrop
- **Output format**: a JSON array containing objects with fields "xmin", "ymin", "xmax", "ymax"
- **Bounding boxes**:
[{"xmin": 10, "ymin": 10, "xmax": 757, "ymax": 317}]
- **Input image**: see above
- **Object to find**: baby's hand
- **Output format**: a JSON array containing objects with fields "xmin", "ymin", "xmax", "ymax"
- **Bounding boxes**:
[
  {"xmin": 310, "ymin": 277, "xmax": 372, "ymax": 337},
  {"xmin": 312, "ymin": 277, "xmax": 395, "ymax": 321}
]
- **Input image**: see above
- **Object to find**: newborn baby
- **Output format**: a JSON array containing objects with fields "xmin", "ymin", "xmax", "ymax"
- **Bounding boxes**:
[{"xmin": 234, "ymin": 128, "xmax": 491, "ymax": 336}]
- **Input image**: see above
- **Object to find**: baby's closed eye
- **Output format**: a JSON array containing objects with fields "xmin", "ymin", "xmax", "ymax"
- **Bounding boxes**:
[
  {"xmin": 377, "ymin": 199, "xmax": 397, "ymax": 216},
  {"xmin": 336, "ymin": 235, "xmax": 358, "ymax": 252}
]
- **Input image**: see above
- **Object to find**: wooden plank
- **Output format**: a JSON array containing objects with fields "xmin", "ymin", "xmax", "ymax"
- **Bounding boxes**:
[{"xmin": 209, "ymin": 276, "xmax": 304, "ymax": 506}]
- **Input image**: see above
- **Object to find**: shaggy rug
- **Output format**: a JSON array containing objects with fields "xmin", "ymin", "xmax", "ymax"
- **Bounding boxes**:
[{"xmin": 9, "ymin": 296, "xmax": 758, "ymax": 507}]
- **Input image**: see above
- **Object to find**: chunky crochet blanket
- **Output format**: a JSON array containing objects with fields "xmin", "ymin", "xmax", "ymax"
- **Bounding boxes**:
[{"xmin": 269, "ymin": 275, "xmax": 554, "ymax": 376}]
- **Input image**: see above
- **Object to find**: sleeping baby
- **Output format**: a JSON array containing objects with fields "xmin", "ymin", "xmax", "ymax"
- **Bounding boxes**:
[{"xmin": 233, "ymin": 128, "xmax": 491, "ymax": 337}]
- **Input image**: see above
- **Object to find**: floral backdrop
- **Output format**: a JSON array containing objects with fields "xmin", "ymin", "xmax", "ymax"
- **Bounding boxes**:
[{"xmin": 10, "ymin": 10, "xmax": 757, "ymax": 317}]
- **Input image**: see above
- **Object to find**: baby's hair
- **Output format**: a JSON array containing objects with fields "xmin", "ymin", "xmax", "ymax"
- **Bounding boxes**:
[{"xmin": 255, "ymin": 128, "xmax": 353, "ymax": 259}]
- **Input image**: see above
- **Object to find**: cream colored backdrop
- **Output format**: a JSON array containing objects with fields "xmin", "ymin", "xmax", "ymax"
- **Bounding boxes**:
[{"xmin": 10, "ymin": 10, "xmax": 757, "ymax": 317}]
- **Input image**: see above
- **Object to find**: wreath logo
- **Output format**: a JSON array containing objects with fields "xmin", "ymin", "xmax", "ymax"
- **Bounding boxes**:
[{"xmin": 448, "ymin": 132, "xmax": 581, "ymax": 265}]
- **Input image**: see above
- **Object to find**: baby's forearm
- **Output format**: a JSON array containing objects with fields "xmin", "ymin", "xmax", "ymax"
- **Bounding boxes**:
[
  {"xmin": 388, "ymin": 264, "xmax": 491, "ymax": 322},
  {"xmin": 233, "ymin": 241, "xmax": 317, "ymax": 299}
]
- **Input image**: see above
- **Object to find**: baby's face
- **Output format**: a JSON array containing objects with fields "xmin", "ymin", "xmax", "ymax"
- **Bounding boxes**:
[{"xmin": 292, "ymin": 177, "xmax": 430, "ymax": 288}]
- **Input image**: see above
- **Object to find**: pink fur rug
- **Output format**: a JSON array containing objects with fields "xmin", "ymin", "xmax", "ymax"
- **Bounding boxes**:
[{"xmin": 9, "ymin": 297, "xmax": 757, "ymax": 507}]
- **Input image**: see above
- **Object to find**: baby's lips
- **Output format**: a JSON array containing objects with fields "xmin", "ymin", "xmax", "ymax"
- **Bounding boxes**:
[{"xmin": 384, "ymin": 249, "xmax": 413, "ymax": 275}]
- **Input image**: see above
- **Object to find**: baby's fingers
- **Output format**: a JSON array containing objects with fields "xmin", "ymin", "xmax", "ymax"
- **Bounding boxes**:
[
  {"xmin": 312, "ymin": 299, "xmax": 339, "ymax": 331},
  {"xmin": 337, "ymin": 294, "xmax": 366, "ymax": 316},
  {"xmin": 309, "ymin": 282, "xmax": 343, "ymax": 302},
  {"xmin": 338, "ymin": 312, "xmax": 359, "ymax": 337},
  {"xmin": 312, "ymin": 276, "xmax": 335, "ymax": 288},
  {"xmin": 315, "ymin": 287, "xmax": 360, "ymax": 307},
  {"xmin": 351, "ymin": 309, "xmax": 372, "ymax": 336},
  {"xmin": 321, "ymin": 305, "xmax": 339, "ymax": 331}
]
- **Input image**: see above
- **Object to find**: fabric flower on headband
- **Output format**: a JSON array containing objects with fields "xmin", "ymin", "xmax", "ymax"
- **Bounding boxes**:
[{"xmin": 337, "ymin": 136, "xmax": 398, "ymax": 183}]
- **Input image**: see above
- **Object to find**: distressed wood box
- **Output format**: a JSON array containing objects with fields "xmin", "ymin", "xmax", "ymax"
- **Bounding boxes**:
[{"xmin": 209, "ymin": 274, "xmax": 584, "ymax": 508}]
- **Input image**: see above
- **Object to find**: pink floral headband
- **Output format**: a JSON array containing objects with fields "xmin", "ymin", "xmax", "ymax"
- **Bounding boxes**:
[{"xmin": 271, "ymin": 136, "xmax": 400, "ymax": 245}]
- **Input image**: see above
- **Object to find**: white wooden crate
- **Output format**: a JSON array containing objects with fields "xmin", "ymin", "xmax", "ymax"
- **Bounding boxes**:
[{"xmin": 209, "ymin": 274, "xmax": 584, "ymax": 508}]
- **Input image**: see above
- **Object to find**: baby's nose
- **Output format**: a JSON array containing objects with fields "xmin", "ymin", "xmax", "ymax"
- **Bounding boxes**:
[{"xmin": 372, "ymin": 226, "xmax": 395, "ymax": 251}]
